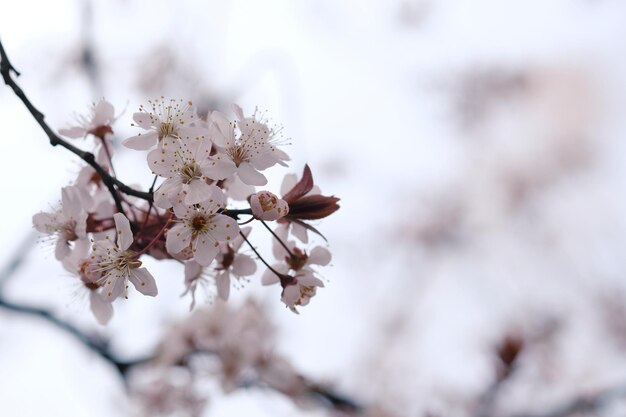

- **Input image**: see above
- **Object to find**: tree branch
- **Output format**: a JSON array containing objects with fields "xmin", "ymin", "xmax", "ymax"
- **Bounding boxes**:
[{"xmin": 0, "ymin": 38, "xmax": 152, "ymax": 211}]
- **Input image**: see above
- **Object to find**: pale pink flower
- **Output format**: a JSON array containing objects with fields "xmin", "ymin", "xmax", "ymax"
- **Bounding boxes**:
[
  {"xmin": 33, "ymin": 186, "xmax": 89, "ymax": 260},
  {"xmin": 91, "ymin": 213, "xmax": 158, "ymax": 301},
  {"xmin": 123, "ymin": 98, "xmax": 206, "ymax": 150},
  {"xmin": 182, "ymin": 227, "xmax": 256, "ymax": 307},
  {"xmin": 148, "ymin": 136, "xmax": 232, "ymax": 208},
  {"xmin": 166, "ymin": 200, "xmax": 240, "ymax": 266},
  {"xmin": 208, "ymin": 105, "xmax": 289, "ymax": 186},
  {"xmin": 58, "ymin": 99, "xmax": 116, "ymax": 139},
  {"xmin": 250, "ymin": 191, "xmax": 289, "ymax": 221},
  {"xmin": 262, "ymin": 242, "xmax": 331, "ymax": 313},
  {"xmin": 62, "ymin": 239, "xmax": 113, "ymax": 325}
]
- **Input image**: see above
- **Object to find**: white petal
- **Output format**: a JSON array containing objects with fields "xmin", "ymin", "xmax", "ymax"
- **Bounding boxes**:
[
  {"xmin": 202, "ymin": 156, "xmax": 237, "ymax": 181},
  {"xmin": 32, "ymin": 212, "xmax": 56, "ymax": 233},
  {"xmin": 90, "ymin": 291, "xmax": 113, "ymax": 325},
  {"xmin": 232, "ymin": 255, "xmax": 256, "ymax": 277},
  {"xmin": 113, "ymin": 213, "xmax": 133, "ymax": 250},
  {"xmin": 184, "ymin": 260, "xmax": 203, "ymax": 284},
  {"xmin": 282, "ymin": 284, "xmax": 300, "ymax": 306},
  {"xmin": 93, "ymin": 100, "xmax": 115, "ymax": 125},
  {"xmin": 122, "ymin": 131, "xmax": 158, "ymax": 150},
  {"xmin": 308, "ymin": 247, "xmax": 331, "ymax": 266},
  {"xmin": 291, "ymin": 222, "xmax": 309, "ymax": 243},
  {"xmin": 208, "ymin": 214, "xmax": 240, "ymax": 242},
  {"xmin": 237, "ymin": 162, "xmax": 267, "ymax": 186},
  {"xmin": 148, "ymin": 147, "xmax": 176, "ymax": 177},
  {"xmin": 183, "ymin": 180, "xmax": 213, "ymax": 206},
  {"xmin": 54, "ymin": 239, "xmax": 70, "ymax": 261},
  {"xmin": 102, "ymin": 274, "xmax": 126, "ymax": 301},
  {"xmin": 166, "ymin": 224, "xmax": 192, "ymax": 255},
  {"xmin": 297, "ymin": 274, "xmax": 324, "ymax": 288},
  {"xmin": 61, "ymin": 186, "xmax": 82, "ymax": 218},
  {"xmin": 133, "ymin": 111, "xmax": 153, "ymax": 129},
  {"xmin": 215, "ymin": 270, "xmax": 231, "ymax": 301},
  {"xmin": 193, "ymin": 239, "xmax": 219, "ymax": 266},
  {"xmin": 262, "ymin": 264, "xmax": 286, "ymax": 285},
  {"xmin": 58, "ymin": 126, "xmax": 86, "ymax": 138},
  {"xmin": 129, "ymin": 268, "xmax": 158, "ymax": 296}
]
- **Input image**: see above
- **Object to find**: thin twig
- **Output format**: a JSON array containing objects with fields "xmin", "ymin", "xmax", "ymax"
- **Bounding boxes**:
[
  {"xmin": 0, "ymin": 39, "xmax": 152, "ymax": 211},
  {"xmin": 260, "ymin": 219, "xmax": 294, "ymax": 257}
]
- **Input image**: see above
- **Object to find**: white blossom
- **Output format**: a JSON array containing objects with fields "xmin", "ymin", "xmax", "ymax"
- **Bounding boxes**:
[
  {"xmin": 166, "ymin": 200, "xmax": 240, "ymax": 266},
  {"xmin": 208, "ymin": 105, "xmax": 289, "ymax": 186},
  {"xmin": 123, "ymin": 98, "xmax": 207, "ymax": 150},
  {"xmin": 91, "ymin": 213, "xmax": 158, "ymax": 301}
]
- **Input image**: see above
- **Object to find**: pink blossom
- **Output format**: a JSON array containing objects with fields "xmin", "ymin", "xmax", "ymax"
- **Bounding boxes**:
[
  {"xmin": 32, "ymin": 185, "xmax": 89, "ymax": 260},
  {"xmin": 250, "ymin": 191, "xmax": 289, "ymax": 221},
  {"xmin": 91, "ymin": 213, "xmax": 158, "ymax": 301},
  {"xmin": 208, "ymin": 105, "xmax": 289, "ymax": 186},
  {"xmin": 58, "ymin": 99, "xmax": 116, "ymax": 139},
  {"xmin": 182, "ymin": 227, "xmax": 256, "ymax": 307},
  {"xmin": 122, "ymin": 98, "xmax": 207, "ymax": 150},
  {"xmin": 62, "ymin": 239, "xmax": 113, "ymax": 325},
  {"xmin": 148, "ymin": 136, "xmax": 233, "ymax": 208},
  {"xmin": 262, "ymin": 242, "xmax": 331, "ymax": 313},
  {"xmin": 166, "ymin": 200, "xmax": 240, "ymax": 266}
]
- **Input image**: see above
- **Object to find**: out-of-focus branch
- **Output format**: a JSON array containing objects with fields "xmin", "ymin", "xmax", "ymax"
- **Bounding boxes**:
[
  {"xmin": 0, "ymin": 296, "xmax": 139, "ymax": 377},
  {"xmin": 508, "ymin": 384, "xmax": 626, "ymax": 417}
]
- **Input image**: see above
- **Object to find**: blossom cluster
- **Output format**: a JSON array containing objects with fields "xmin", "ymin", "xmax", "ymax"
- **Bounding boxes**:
[{"xmin": 33, "ymin": 98, "xmax": 340, "ymax": 324}]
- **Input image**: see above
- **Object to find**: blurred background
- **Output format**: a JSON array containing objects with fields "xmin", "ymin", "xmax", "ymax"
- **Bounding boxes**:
[{"xmin": 2, "ymin": 0, "xmax": 626, "ymax": 416}]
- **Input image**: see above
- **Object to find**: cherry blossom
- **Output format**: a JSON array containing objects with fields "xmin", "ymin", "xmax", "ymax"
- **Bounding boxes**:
[
  {"xmin": 148, "ymin": 136, "xmax": 232, "ymax": 208},
  {"xmin": 182, "ymin": 227, "xmax": 256, "ymax": 307},
  {"xmin": 91, "ymin": 213, "xmax": 158, "ymax": 301},
  {"xmin": 62, "ymin": 239, "xmax": 113, "ymax": 325},
  {"xmin": 208, "ymin": 105, "xmax": 289, "ymax": 186},
  {"xmin": 250, "ymin": 191, "xmax": 289, "ymax": 221},
  {"xmin": 58, "ymin": 99, "xmax": 116, "ymax": 139},
  {"xmin": 32, "ymin": 185, "xmax": 90, "ymax": 260},
  {"xmin": 165, "ymin": 200, "xmax": 240, "ymax": 266},
  {"xmin": 123, "ymin": 98, "xmax": 206, "ymax": 150},
  {"xmin": 262, "ymin": 242, "xmax": 331, "ymax": 313}
]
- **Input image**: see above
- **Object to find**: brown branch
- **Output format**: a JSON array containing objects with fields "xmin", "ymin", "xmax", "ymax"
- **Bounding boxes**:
[{"xmin": 0, "ymin": 39, "xmax": 152, "ymax": 212}]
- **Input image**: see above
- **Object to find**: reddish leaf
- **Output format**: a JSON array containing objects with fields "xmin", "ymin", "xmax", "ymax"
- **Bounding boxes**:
[{"xmin": 282, "ymin": 164, "xmax": 314, "ymax": 204}]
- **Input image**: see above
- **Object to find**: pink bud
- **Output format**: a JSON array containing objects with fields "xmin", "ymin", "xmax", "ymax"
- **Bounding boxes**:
[{"xmin": 250, "ymin": 191, "xmax": 289, "ymax": 221}]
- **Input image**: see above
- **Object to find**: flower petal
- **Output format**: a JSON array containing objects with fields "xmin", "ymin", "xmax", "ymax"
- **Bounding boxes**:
[
  {"xmin": 58, "ymin": 126, "xmax": 86, "ymax": 138},
  {"xmin": 89, "ymin": 291, "xmax": 113, "ymax": 325},
  {"xmin": 193, "ymin": 239, "xmax": 219, "ymax": 266},
  {"xmin": 129, "ymin": 268, "xmax": 158, "ymax": 296},
  {"xmin": 215, "ymin": 270, "xmax": 230, "ymax": 301},
  {"xmin": 113, "ymin": 213, "xmax": 133, "ymax": 250},
  {"xmin": 208, "ymin": 214, "xmax": 240, "ymax": 241},
  {"xmin": 237, "ymin": 162, "xmax": 267, "ymax": 186},
  {"xmin": 183, "ymin": 180, "xmax": 213, "ymax": 206},
  {"xmin": 122, "ymin": 131, "xmax": 158, "ymax": 150},
  {"xmin": 166, "ymin": 224, "xmax": 192, "ymax": 255},
  {"xmin": 133, "ymin": 111, "xmax": 153, "ymax": 129},
  {"xmin": 232, "ymin": 255, "xmax": 256, "ymax": 277},
  {"xmin": 308, "ymin": 246, "xmax": 331, "ymax": 266},
  {"xmin": 93, "ymin": 100, "xmax": 115, "ymax": 126}
]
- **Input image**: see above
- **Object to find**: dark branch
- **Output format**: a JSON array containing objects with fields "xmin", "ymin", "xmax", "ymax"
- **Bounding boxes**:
[
  {"xmin": 0, "ymin": 296, "xmax": 138, "ymax": 377},
  {"xmin": 0, "ymin": 38, "xmax": 152, "ymax": 212}
]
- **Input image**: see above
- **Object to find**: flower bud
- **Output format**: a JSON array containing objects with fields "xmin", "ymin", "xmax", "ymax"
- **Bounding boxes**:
[{"xmin": 250, "ymin": 191, "xmax": 289, "ymax": 221}]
